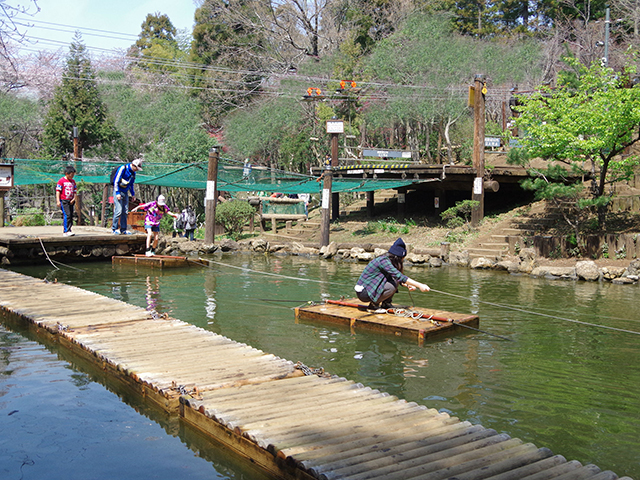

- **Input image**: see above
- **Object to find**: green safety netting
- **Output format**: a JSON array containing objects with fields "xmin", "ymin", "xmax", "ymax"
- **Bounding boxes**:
[{"xmin": 5, "ymin": 157, "xmax": 421, "ymax": 194}]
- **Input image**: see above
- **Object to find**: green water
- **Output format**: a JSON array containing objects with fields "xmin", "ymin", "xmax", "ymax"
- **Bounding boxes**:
[{"xmin": 3, "ymin": 256, "xmax": 639, "ymax": 479}]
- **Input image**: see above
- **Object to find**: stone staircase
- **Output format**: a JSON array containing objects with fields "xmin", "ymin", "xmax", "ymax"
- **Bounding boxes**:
[
  {"xmin": 274, "ymin": 190, "xmax": 399, "ymax": 241},
  {"xmin": 467, "ymin": 207, "xmax": 564, "ymax": 260}
]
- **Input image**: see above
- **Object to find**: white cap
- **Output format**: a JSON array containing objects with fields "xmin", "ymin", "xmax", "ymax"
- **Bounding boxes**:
[
  {"xmin": 157, "ymin": 195, "xmax": 166, "ymax": 206},
  {"xmin": 132, "ymin": 159, "xmax": 143, "ymax": 170}
]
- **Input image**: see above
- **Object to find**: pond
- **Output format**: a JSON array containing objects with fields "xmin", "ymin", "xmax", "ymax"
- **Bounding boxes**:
[{"xmin": 2, "ymin": 255, "xmax": 639, "ymax": 479}]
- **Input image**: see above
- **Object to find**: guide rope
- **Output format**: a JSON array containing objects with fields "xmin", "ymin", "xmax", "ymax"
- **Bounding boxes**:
[{"xmin": 198, "ymin": 259, "xmax": 640, "ymax": 336}]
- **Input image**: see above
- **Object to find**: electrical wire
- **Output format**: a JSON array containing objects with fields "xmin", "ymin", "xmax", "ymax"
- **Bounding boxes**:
[{"xmin": 428, "ymin": 288, "xmax": 640, "ymax": 336}]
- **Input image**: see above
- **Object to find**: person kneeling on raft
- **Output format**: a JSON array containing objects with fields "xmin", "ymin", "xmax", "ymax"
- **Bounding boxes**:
[{"xmin": 354, "ymin": 238, "xmax": 430, "ymax": 310}]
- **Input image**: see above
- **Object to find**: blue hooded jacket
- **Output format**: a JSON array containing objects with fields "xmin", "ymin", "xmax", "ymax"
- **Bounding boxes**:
[{"xmin": 113, "ymin": 164, "xmax": 136, "ymax": 197}]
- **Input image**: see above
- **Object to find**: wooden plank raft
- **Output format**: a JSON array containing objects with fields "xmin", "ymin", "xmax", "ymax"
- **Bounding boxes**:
[
  {"xmin": 112, "ymin": 254, "xmax": 198, "ymax": 268},
  {"xmin": 0, "ymin": 269, "xmax": 632, "ymax": 480},
  {"xmin": 295, "ymin": 299, "xmax": 479, "ymax": 343}
]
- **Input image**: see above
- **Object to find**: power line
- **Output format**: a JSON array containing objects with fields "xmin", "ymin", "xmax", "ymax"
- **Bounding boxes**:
[{"xmin": 13, "ymin": 17, "xmax": 139, "ymax": 40}]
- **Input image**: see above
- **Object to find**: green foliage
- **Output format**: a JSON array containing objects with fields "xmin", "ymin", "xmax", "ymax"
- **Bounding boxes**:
[
  {"xmin": 223, "ymin": 97, "xmax": 305, "ymax": 163},
  {"xmin": 134, "ymin": 13, "xmax": 177, "ymax": 50},
  {"xmin": 189, "ymin": 0, "xmax": 267, "ymax": 125},
  {"xmin": 0, "ymin": 92, "xmax": 43, "ymax": 158},
  {"xmin": 12, "ymin": 210, "xmax": 45, "ymax": 226},
  {"xmin": 440, "ymin": 200, "xmax": 479, "ymax": 228},
  {"xmin": 96, "ymin": 75, "xmax": 214, "ymax": 162},
  {"xmin": 41, "ymin": 33, "xmax": 118, "ymax": 158},
  {"xmin": 215, "ymin": 200, "xmax": 256, "ymax": 240},
  {"xmin": 514, "ymin": 58, "xmax": 640, "ymax": 200}
]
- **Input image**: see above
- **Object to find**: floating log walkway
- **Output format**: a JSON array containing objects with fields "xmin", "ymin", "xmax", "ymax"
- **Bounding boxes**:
[
  {"xmin": 0, "ymin": 269, "xmax": 632, "ymax": 480},
  {"xmin": 295, "ymin": 299, "xmax": 479, "ymax": 344},
  {"xmin": 112, "ymin": 254, "xmax": 197, "ymax": 269}
]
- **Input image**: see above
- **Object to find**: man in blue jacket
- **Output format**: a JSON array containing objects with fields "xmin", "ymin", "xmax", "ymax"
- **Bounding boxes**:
[{"xmin": 112, "ymin": 158, "xmax": 143, "ymax": 234}]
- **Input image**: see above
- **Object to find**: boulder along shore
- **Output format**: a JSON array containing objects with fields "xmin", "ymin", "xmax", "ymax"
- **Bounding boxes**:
[{"xmin": 159, "ymin": 235, "xmax": 640, "ymax": 285}]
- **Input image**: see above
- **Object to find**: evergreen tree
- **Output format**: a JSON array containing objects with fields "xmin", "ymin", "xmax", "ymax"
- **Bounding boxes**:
[
  {"xmin": 42, "ymin": 32, "xmax": 118, "ymax": 158},
  {"xmin": 134, "ymin": 12, "xmax": 177, "ymax": 51},
  {"xmin": 128, "ymin": 12, "xmax": 187, "ymax": 73}
]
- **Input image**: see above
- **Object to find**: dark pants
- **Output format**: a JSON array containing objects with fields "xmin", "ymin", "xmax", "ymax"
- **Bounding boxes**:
[
  {"xmin": 184, "ymin": 229, "xmax": 195, "ymax": 241},
  {"xmin": 356, "ymin": 281, "xmax": 398, "ymax": 306},
  {"xmin": 60, "ymin": 199, "xmax": 74, "ymax": 233}
]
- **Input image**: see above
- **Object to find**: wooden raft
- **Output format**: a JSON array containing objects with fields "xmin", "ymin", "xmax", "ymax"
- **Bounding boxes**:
[
  {"xmin": 295, "ymin": 299, "xmax": 479, "ymax": 343},
  {"xmin": 0, "ymin": 269, "xmax": 632, "ymax": 480},
  {"xmin": 112, "ymin": 254, "xmax": 197, "ymax": 268}
]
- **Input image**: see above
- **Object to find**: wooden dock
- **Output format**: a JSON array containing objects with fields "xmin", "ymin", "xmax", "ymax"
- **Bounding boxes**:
[
  {"xmin": 296, "ymin": 299, "xmax": 479, "ymax": 344},
  {"xmin": 0, "ymin": 225, "xmax": 145, "ymax": 265},
  {"xmin": 0, "ymin": 269, "xmax": 632, "ymax": 480}
]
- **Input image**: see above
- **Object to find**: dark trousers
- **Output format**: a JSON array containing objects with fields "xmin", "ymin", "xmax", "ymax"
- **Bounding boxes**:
[
  {"xmin": 356, "ymin": 281, "xmax": 398, "ymax": 306},
  {"xmin": 60, "ymin": 199, "xmax": 74, "ymax": 233}
]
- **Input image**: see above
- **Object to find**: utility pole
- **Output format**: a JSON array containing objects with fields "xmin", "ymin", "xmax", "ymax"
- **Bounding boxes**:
[
  {"xmin": 321, "ymin": 118, "xmax": 343, "ymax": 246},
  {"xmin": 471, "ymin": 74, "xmax": 486, "ymax": 227},
  {"xmin": 72, "ymin": 126, "xmax": 84, "ymax": 226},
  {"xmin": 204, "ymin": 146, "xmax": 220, "ymax": 245}
]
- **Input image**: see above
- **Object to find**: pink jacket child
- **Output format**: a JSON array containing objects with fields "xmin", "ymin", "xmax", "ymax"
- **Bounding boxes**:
[{"xmin": 130, "ymin": 195, "xmax": 179, "ymax": 256}]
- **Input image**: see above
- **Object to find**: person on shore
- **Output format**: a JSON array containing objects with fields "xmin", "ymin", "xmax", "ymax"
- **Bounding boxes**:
[
  {"xmin": 299, "ymin": 193, "xmax": 310, "ymax": 218},
  {"xmin": 131, "ymin": 195, "xmax": 179, "ymax": 256},
  {"xmin": 56, "ymin": 165, "xmax": 77, "ymax": 237},
  {"xmin": 112, "ymin": 159, "xmax": 143, "ymax": 235},
  {"xmin": 182, "ymin": 205, "xmax": 197, "ymax": 241},
  {"xmin": 354, "ymin": 238, "xmax": 430, "ymax": 312}
]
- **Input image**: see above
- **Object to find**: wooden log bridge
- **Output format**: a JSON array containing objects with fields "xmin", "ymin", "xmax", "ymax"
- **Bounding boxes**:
[
  {"xmin": 296, "ymin": 299, "xmax": 479, "ymax": 344},
  {"xmin": 0, "ymin": 269, "xmax": 632, "ymax": 480}
]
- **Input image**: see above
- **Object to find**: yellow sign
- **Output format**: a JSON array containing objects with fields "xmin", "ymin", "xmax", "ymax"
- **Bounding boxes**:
[{"xmin": 468, "ymin": 86, "xmax": 475, "ymax": 107}]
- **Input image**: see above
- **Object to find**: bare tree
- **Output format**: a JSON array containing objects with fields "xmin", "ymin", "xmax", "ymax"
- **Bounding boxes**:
[{"xmin": 1, "ymin": 0, "xmax": 40, "ymax": 90}]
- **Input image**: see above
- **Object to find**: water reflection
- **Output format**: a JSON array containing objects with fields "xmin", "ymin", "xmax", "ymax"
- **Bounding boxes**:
[{"xmin": 5, "ymin": 258, "xmax": 640, "ymax": 478}]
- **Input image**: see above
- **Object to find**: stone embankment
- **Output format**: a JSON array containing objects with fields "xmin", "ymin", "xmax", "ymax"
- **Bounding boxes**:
[{"xmin": 161, "ymin": 237, "xmax": 640, "ymax": 285}]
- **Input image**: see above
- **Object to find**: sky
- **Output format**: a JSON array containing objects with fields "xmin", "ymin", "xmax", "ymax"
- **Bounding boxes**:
[{"xmin": 14, "ymin": 0, "xmax": 199, "ymax": 55}]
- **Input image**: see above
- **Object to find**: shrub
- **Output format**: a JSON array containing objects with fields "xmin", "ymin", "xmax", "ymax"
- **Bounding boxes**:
[
  {"xmin": 215, "ymin": 200, "xmax": 255, "ymax": 239},
  {"xmin": 440, "ymin": 200, "xmax": 479, "ymax": 229},
  {"xmin": 13, "ymin": 213, "xmax": 46, "ymax": 226}
]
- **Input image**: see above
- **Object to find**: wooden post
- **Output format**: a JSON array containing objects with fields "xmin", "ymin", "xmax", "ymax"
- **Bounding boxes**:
[
  {"xmin": 366, "ymin": 190, "xmax": 374, "ymax": 218},
  {"xmin": 331, "ymin": 131, "xmax": 339, "ymax": 221},
  {"xmin": 204, "ymin": 147, "xmax": 220, "ymax": 245},
  {"xmin": 320, "ymin": 165, "xmax": 332, "ymax": 247},
  {"xmin": 471, "ymin": 74, "xmax": 486, "ymax": 227},
  {"xmin": 322, "ymin": 118, "xmax": 343, "ymax": 247},
  {"xmin": 101, "ymin": 184, "xmax": 108, "ymax": 228},
  {"xmin": 397, "ymin": 190, "xmax": 406, "ymax": 218}
]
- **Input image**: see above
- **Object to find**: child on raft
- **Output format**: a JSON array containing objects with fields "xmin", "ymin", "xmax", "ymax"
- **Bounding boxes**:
[
  {"xmin": 131, "ymin": 195, "xmax": 180, "ymax": 256},
  {"xmin": 354, "ymin": 238, "xmax": 430, "ymax": 312}
]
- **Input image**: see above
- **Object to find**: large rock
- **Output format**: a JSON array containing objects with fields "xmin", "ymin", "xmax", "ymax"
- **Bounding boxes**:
[
  {"xmin": 428, "ymin": 257, "xmax": 443, "ymax": 268},
  {"xmin": 320, "ymin": 242, "xmax": 338, "ymax": 259},
  {"xmin": 219, "ymin": 239, "xmax": 240, "ymax": 251},
  {"xmin": 601, "ymin": 266, "xmax": 626, "ymax": 280},
  {"xmin": 356, "ymin": 252, "xmax": 374, "ymax": 262},
  {"xmin": 373, "ymin": 248, "xmax": 387, "ymax": 257},
  {"xmin": 517, "ymin": 248, "xmax": 538, "ymax": 274},
  {"xmin": 470, "ymin": 257, "xmax": 495, "ymax": 269},
  {"xmin": 448, "ymin": 251, "xmax": 469, "ymax": 267},
  {"xmin": 531, "ymin": 266, "xmax": 576, "ymax": 279},
  {"xmin": 626, "ymin": 259, "xmax": 640, "ymax": 276},
  {"xmin": 576, "ymin": 260, "xmax": 600, "ymax": 281},
  {"xmin": 250, "ymin": 238, "xmax": 268, "ymax": 253},
  {"xmin": 612, "ymin": 277, "xmax": 636, "ymax": 284},
  {"xmin": 495, "ymin": 260, "xmax": 519, "ymax": 273},
  {"xmin": 406, "ymin": 253, "xmax": 427, "ymax": 264}
]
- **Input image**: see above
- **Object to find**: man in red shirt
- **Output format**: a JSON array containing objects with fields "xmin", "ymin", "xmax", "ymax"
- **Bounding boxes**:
[{"xmin": 56, "ymin": 165, "xmax": 77, "ymax": 237}]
